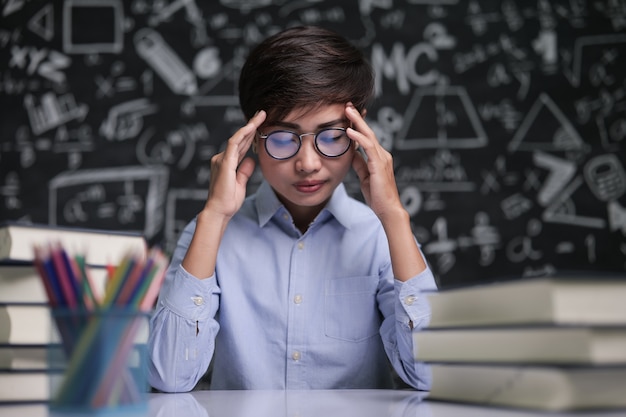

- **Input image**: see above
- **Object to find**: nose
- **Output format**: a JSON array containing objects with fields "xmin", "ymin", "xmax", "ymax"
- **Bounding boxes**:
[{"xmin": 294, "ymin": 134, "xmax": 321, "ymax": 173}]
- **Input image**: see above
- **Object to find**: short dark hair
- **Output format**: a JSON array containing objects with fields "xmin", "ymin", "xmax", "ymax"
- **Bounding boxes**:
[{"xmin": 238, "ymin": 26, "xmax": 374, "ymax": 124}]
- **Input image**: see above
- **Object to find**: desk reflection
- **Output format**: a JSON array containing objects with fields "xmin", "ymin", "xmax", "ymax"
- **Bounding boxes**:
[
  {"xmin": 3, "ymin": 390, "xmax": 625, "ymax": 417},
  {"xmin": 148, "ymin": 390, "xmax": 429, "ymax": 417},
  {"xmin": 147, "ymin": 390, "xmax": 626, "ymax": 417}
]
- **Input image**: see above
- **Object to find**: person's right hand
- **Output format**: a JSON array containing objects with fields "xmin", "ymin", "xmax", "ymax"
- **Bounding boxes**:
[{"xmin": 204, "ymin": 110, "xmax": 266, "ymax": 220}]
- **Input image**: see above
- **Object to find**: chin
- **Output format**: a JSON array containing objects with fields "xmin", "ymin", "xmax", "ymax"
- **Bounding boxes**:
[{"xmin": 287, "ymin": 190, "xmax": 331, "ymax": 206}]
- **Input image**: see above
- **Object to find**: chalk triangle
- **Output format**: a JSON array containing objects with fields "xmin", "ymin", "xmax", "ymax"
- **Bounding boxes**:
[{"xmin": 28, "ymin": 4, "xmax": 54, "ymax": 41}]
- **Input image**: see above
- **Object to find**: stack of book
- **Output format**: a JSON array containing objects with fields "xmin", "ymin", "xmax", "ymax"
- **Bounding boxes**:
[
  {"xmin": 0, "ymin": 221, "xmax": 147, "ymax": 405},
  {"xmin": 414, "ymin": 275, "xmax": 626, "ymax": 411}
]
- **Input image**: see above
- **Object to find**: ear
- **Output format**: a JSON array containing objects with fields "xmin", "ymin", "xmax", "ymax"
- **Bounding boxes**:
[{"xmin": 361, "ymin": 108, "xmax": 367, "ymax": 118}]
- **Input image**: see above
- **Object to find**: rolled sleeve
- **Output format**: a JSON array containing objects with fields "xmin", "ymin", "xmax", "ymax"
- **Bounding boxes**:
[
  {"xmin": 158, "ymin": 266, "xmax": 220, "ymax": 321},
  {"xmin": 148, "ymin": 265, "xmax": 221, "ymax": 393},
  {"xmin": 395, "ymin": 267, "xmax": 437, "ymax": 330}
]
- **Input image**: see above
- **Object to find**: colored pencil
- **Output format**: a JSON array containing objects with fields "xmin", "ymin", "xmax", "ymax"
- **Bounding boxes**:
[{"xmin": 32, "ymin": 243, "xmax": 168, "ymax": 411}]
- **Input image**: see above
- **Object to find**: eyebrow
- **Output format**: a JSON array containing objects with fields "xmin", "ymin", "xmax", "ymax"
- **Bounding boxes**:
[{"xmin": 269, "ymin": 118, "xmax": 349, "ymax": 131}]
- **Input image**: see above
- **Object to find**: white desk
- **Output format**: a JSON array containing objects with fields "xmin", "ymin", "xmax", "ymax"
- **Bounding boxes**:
[{"xmin": 2, "ymin": 390, "xmax": 625, "ymax": 417}]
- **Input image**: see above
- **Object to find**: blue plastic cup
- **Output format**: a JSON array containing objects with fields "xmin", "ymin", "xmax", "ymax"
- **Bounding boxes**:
[{"xmin": 49, "ymin": 308, "xmax": 149, "ymax": 415}]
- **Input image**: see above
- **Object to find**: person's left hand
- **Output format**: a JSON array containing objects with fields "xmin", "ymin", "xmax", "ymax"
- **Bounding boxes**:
[{"xmin": 345, "ymin": 103, "xmax": 404, "ymax": 221}]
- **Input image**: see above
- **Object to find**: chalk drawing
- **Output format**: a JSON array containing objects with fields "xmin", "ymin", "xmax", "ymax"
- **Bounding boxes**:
[
  {"xmin": 533, "ymin": 151, "xmax": 577, "ymax": 206},
  {"xmin": 63, "ymin": 0, "xmax": 124, "ymax": 54},
  {"xmin": 135, "ymin": 28, "xmax": 198, "ymax": 95},
  {"xmin": 164, "ymin": 188, "xmax": 207, "ymax": 252},
  {"xmin": 584, "ymin": 154, "xmax": 626, "ymax": 202},
  {"xmin": 501, "ymin": 193, "xmax": 533, "ymax": 220},
  {"xmin": 1, "ymin": 0, "xmax": 624, "ymax": 284},
  {"xmin": 100, "ymin": 98, "xmax": 158, "ymax": 141},
  {"xmin": 395, "ymin": 85, "xmax": 487, "ymax": 150},
  {"xmin": 506, "ymin": 219, "xmax": 543, "ymax": 263},
  {"xmin": 49, "ymin": 166, "xmax": 169, "ymax": 238},
  {"xmin": 395, "ymin": 150, "xmax": 475, "ymax": 192},
  {"xmin": 542, "ymin": 176, "xmax": 606, "ymax": 229},
  {"xmin": 608, "ymin": 201, "xmax": 626, "ymax": 234},
  {"xmin": 567, "ymin": 34, "xmax": 626, "ymax": 87},
  {"xmin": 27, "ymin": 4, "xmax": 54, "ymax": 41},
  {"xmin": 508, "ymin": 93, "xmax": 587, "ymax": 154},
  {"xmin": 597, "ymin": 102, "xmax": 626, "ymax": 151},
  {"xmin": 24, "ymin": 92, "xmax": 88, "ymax": 136}
]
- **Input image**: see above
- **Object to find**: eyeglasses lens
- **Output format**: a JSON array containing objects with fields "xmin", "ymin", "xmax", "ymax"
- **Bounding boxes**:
[
  {"xmin": 265, "ymin": 131, "xmax": 300, "ymax": 159},
  {"xmin": 316, "ymin": 129, "xmax": 350, "ymax": 157}
]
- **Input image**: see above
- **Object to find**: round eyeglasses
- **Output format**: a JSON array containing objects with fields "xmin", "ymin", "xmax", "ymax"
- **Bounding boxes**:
[{"xmin": 258, "ymin": 128, "xmax": 352, "ymax": 160}]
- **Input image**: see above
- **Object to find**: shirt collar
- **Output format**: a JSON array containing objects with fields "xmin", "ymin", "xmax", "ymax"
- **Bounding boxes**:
[
  {"xmin": 255, "ymin": 181, "xmax": 284, "ymax": 227},
  {"xmin": 254, "ymin": 180, "xmax": 354, "ymax": 230},
  {"xmin": 321, "ymin": 182, "xmax": 353, "ymax": 229}
]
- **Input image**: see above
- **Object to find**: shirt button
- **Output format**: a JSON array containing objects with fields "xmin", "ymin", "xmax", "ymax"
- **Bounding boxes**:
[
  {"xmin": 404, "ymin": 295, "xmax": 417, "ymax": 306},
  {"xmin": 191, "ymin": 296, "xmax": 204, "ymax": 306},
  {"xmin": 292, "ymin": 351, "xmax": 301, "ymax": 361},
  {"xmin": 283, "ymin": 213, "xmax": 289, "ymax": 220},
  {"xmin": 297, "ymin": 242, "xmax": 304, "ymax": 250},
  {"xmin": 294, "ymin": 294, "xmax": 303, "ymax": 304}
]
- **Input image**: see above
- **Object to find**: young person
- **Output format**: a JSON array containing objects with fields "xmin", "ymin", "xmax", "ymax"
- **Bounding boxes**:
[{"xmin": 147, "ymin": 25, "xmax": 438, "ymax": 391}]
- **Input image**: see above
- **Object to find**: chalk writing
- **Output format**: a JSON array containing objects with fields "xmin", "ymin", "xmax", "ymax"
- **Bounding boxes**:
[{"xmin": 0, "ymin": 0, "xmax": 624, "ymax": 287}]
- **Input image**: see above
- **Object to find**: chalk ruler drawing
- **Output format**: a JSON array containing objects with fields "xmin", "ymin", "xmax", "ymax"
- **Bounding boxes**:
[{"xmin": 135, "ymin": 28, "xmax": 198, "ymax": 95}]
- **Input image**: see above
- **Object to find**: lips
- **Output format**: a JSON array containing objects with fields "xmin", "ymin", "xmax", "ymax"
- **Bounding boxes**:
[{"xmin": 294, "ymin": 180, "xmax": 325, "ymax": 193}]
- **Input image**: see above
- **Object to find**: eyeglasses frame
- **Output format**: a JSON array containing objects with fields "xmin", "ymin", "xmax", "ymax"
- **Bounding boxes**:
[{"xmin": 257, "ymin": 127, "xmax": 352, "ymax": 160}]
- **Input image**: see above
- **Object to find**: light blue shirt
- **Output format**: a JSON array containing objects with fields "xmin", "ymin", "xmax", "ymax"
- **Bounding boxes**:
[{"xmin": 147, "ymin": 181, "xmax": 438, "ymax": 392}]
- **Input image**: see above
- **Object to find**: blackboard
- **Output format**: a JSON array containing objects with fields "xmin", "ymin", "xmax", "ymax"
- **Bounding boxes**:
[{"xmin": 1, "ymin": 0, "xmax": 625, "ymax": 287}]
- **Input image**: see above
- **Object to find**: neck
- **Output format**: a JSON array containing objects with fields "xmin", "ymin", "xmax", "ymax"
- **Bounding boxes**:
[{"xmin": 280, "ymin": 198, "xmax": 326, "ymax": 234}]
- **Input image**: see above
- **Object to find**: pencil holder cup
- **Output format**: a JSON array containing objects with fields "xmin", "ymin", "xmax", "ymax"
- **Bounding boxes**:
[{"xmin": 48, "ymin": 308, "xmax": 150, "ymax": 416}]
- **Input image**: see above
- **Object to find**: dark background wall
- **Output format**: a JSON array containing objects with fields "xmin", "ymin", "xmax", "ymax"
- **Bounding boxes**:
[{"xmin": 1, "ymin": 0, "xmax": 625, "ymax": 288}]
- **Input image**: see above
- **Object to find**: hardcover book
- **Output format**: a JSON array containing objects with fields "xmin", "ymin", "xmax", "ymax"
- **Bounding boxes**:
[
  {"xmin": 425, "ymin": 276, "xmax": 626, "ymax": 328},
  {"xmin": 0, "ymin": 222, "xmax": 147, "ymax": 267},
  {"xmin": 427, "ymin": 363, "xmax": 626, "ymax": 411},
  {"xmin": 415, "ymin": 326, "xmax": 626, "ymax": 364}
]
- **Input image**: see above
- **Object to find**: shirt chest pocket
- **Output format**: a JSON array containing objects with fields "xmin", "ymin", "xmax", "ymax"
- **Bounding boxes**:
[{"xmin": 324, "ymin": 275, "xmax": 380, "ymax": 342}]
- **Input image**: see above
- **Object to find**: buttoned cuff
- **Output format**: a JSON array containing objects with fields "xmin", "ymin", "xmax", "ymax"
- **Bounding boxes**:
[
  {"xmin": 158, "ymin": 266, "xmax": 220, "ymax": 321},
  {"xmin": 394, "ymin": 268, "xmax": 436, "ymax": 330}
]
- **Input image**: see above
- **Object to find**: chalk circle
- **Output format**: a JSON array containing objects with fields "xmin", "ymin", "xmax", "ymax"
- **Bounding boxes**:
[{"xmin": 194, "ymin": 47, "xmax": 222, "ymax": 79}]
